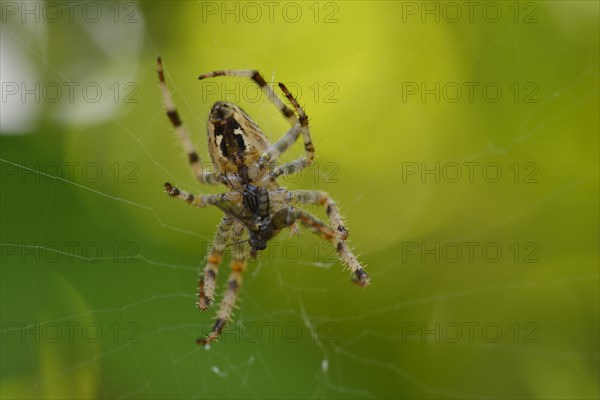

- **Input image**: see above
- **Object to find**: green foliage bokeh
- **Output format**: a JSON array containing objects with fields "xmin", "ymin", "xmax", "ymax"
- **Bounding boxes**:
[{"xmin": 1, "ymin": 1, "xmax": 598, "ymax": 398}]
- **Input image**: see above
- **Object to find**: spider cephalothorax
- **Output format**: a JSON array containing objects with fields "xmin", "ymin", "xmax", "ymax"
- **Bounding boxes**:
[
  {"xmin": 157, "ymin": 57, "xmax": 369, "ymax": 345},
  {"xmin": 214, "ymin": 184, "xmax": 295, "ymax": 258}
]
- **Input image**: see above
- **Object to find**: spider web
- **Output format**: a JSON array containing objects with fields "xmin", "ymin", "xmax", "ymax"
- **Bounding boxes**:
[{"xmin": 1, "ymin": 1, "xmax": 598, "ymax": 399}]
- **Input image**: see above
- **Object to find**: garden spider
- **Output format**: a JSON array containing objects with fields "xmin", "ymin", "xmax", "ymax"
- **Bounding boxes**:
[{"xmin": 157, "ymin": 57, "xmax": 369, "ymax": 345}]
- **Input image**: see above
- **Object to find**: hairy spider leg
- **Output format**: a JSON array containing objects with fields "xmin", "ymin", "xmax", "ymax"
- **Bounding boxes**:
[
  {"xmin": 157, "ymin": 57, "xmax": 221, "ymax": 185},
  {"xmin": 198, "ymin": 223, "xmax": 247, "ymax": 345},
  {"xmin": 163, "ymin": 182, "xmax": 240, "ymax": 208},
  {"xmin": 293, "ymin": 209, "xmax": 369, "ymax": 287},
  {"xmin": 269, "ymin": 83, "xmax": 314, "ymax": 178},
  {"xmin": 198, "ymin": 216, "xmax": 235, "ymax": 310},
  {"xmin": 286, "ymin": 189, "xmax": 348, "ymax": 239}
]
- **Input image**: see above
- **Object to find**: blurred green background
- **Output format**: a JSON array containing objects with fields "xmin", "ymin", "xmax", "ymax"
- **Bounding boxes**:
[{"xmin": 1, "ymin": 1, "xmax": 598, "ymax": 398}]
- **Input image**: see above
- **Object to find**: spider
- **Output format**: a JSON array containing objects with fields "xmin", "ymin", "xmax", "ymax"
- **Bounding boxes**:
[{"xmin": 156, "ymin": 57, "xmax": 369, "ymax": 345}]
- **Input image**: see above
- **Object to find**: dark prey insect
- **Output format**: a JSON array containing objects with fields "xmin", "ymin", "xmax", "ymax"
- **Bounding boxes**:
[{"xmin": 157, "ymin": 57, "xmax": 369, "ymax": 345}]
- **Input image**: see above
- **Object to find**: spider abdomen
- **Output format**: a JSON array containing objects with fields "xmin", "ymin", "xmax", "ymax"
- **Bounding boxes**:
[
  {"xmin": 215, "ymin": 119, "xmax": 246, "ymax": 159},
  {"xmin": 207, "ymin": 101, "xmax": 271, "ymax": 174}
]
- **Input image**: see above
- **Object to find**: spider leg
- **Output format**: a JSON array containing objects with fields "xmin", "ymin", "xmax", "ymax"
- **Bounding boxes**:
[
  {"xmin": 157, "ymin": 57, "xmax": 220, "ymax": 185},
  {"xmin": 261, "ymin": 83, "xmax": 314, "ymax": 169},
  {"xmin": 261, "ymin": 124, "xmax": 303, "ymax": 166},
  {"xmin": 269, "ymin": 83, "xmax": 314, "ymax": 167},
  {"xmin": 198, "ymin": 216, "xmax": 235, "ymax": 310},
  {"xmin": 279, "ymin": 190, "xmax": 348, "ymax": 239},
  {"xmin": 198, "ymin": 223, "xmax": 247, "ymax": 345},
  {"xmin": 163, "ymin": 182, "xmax": 241, "ymax": 208},
  {"xmin": 270, "ymin": 158, "xmax": 310, "ymax": 180},
  {"xmin": 293, "ymin": 209, "xmax": 369, "ymax": 287}
]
